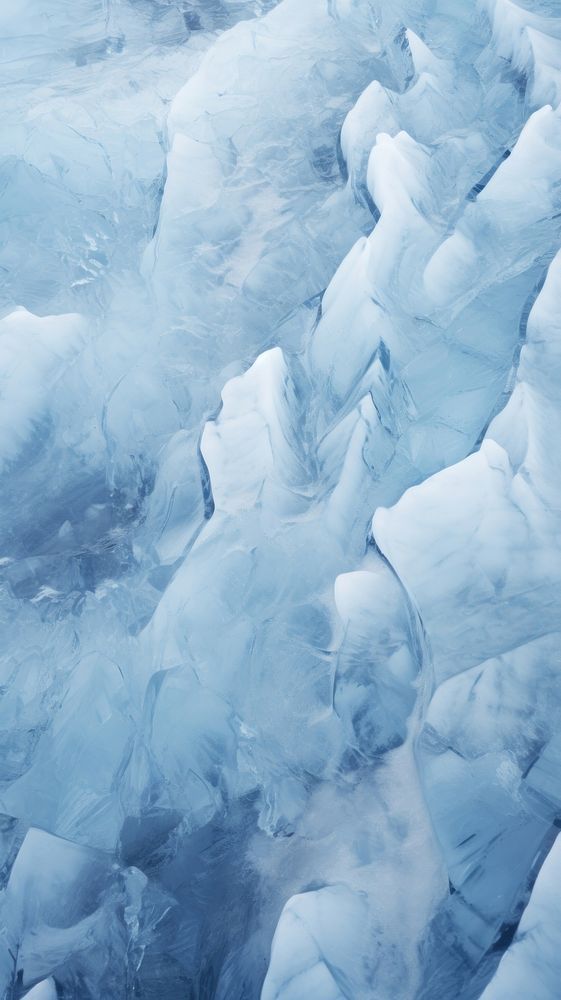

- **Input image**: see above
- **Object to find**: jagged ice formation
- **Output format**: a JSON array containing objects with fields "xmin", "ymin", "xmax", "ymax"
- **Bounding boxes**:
[{"xmin": 1, "ymin": 1, "xmax": 561, "ymax": 998}]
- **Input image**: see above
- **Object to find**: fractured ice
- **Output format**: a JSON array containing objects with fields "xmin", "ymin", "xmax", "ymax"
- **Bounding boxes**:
[{"xmin": 1, "ymin": 0, "xmax": 561, "ymax": 998}]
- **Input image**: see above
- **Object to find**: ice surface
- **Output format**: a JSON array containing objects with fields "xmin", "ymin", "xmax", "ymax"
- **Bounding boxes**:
[
  {"xmin": 2, "ymin": 0, "xmax": 561, "ymax": 997},
  {"xmin": 480, "ymin": 835, "xmax": 561, "ymax": 999},
  {"xmin": 374, "ymin": 221, "xmax": 561, "ymax": 997},
  {"xmin": 22, "ymin": 982, "xmax": 57, "ymax": 1000}
]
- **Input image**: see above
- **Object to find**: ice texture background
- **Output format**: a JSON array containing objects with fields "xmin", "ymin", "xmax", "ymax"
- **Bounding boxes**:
[{"xmin": 1, "ymin": 0, "xmax": 561, "ymax": 997}]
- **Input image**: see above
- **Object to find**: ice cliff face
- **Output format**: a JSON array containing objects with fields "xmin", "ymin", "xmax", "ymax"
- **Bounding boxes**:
[{"xmin": 1, "ymin": 1, "xmax": 561, "ymax": 998}]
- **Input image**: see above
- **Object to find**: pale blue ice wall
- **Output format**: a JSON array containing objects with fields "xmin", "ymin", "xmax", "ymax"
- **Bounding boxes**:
[{"xmin": 1, "ymin": 1, "xmax": 561, "ymax": 998}]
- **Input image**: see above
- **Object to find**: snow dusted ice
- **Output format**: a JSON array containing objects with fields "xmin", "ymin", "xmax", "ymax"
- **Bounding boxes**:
[{"xmin": 1, "ymin": 1, "xmax": 561, "ymax": 997}]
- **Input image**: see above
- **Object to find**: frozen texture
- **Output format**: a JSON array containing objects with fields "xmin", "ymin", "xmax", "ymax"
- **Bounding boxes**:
[
  {"xmin": 480, "ymin": 835, "xmax": 561, "ymax": 1000},
  {"xmin": 1, "ymin": 0, "xmax": 561, "ymax": 998}
]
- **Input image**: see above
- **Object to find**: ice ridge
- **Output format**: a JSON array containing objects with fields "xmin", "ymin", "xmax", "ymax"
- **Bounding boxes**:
[{"xmin": 1, "ymin": 1, "xmax": 561, "ymax": 999}]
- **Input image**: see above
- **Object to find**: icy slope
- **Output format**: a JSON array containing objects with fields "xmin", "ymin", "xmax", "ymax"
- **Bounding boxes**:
[
  {"xmin": 480, "ymin": 834, "xmax": 561, "ymax": 1000},
  {"xmin": 1, "ymin": 0, "xmax": 561, "ymax": 998}
]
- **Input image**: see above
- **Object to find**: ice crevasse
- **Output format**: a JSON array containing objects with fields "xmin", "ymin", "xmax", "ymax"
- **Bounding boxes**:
[{"xmin": 1, "ymin": 0, "xmax": 561, "ymax": 998}]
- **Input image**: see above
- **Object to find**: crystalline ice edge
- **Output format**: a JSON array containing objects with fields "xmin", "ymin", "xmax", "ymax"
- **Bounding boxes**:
[{"xmin": 2, "ymin": 0, "xmax": 561, "ymax": 998}]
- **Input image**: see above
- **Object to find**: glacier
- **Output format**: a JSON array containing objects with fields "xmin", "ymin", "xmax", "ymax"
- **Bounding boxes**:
[{"xmin": 1, "ymin": 0, "xmax": 561, "ymax": 997}]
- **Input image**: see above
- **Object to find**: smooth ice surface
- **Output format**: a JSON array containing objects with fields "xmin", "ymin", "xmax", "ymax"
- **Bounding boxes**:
[
  {"xmin": 480, "ymin": 835, "xmax": 561, "ymax": 1000},
  {"xmin": 2, "ymin": 0, "xmax": 561, "ymax": 998},
  {"xmin": 22, "ymin": 982, "xmax": 57, "ymax": 1000}
]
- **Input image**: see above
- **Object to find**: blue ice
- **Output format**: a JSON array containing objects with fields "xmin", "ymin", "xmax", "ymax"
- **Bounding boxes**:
[{"xmin": 2, "ymin": 1, "xmax": 561, "ymax": 998}]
